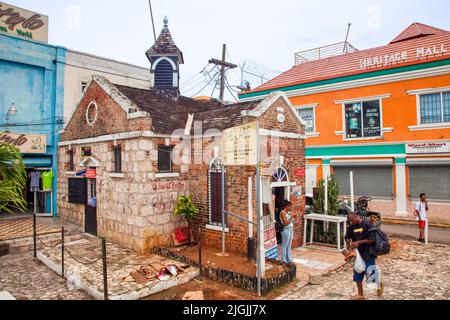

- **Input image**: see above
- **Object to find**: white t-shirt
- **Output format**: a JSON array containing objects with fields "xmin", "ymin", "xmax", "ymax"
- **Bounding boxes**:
[{"xmin": 415, "ymin": 201, "xmax": 428, "ymax": 221}]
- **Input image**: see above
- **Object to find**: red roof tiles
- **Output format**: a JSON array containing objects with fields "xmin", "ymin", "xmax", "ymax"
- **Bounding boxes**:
[{"xmin": 244, "ymin": 23, "xmax": 450, "ymax": 95}]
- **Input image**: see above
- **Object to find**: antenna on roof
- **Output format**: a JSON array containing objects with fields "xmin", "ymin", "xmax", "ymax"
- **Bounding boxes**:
[
  {"xmin": 148, "ymin": 0, "xmax": 157, "ymax": 42},
  {"xmin": 344, "ymin": 23, "xmax": 352, "ymax": 53}
]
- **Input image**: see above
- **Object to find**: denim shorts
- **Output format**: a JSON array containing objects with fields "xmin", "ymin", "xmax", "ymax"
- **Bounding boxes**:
[{"xmin": 353, "ymin": 259, "xmax": 376, "ymax": 282}]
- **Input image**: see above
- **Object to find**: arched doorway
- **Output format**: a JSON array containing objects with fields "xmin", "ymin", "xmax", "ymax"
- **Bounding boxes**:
[
  {"xmin": 208, "ymin": 157, "xmax": 226, "ymax": 227},
  {"xmin": 270, "ymin": 166, "xmax": 296, "ymax": 243}
]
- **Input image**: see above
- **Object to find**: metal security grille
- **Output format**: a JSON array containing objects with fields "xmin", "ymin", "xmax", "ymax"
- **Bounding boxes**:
[
  {"xmin": 420, "ymin": 93, "xmax": 442, "ymax": 124},
  {"xmin": 155, "ymin": 60, "xmax": 174, "ymax": 88},
  {"xmin": 68, "ymin": 178, "xmax": 87, "ymax": 205},
  {"xmin": 409, "ymin": 166, "xmax": 450, "ymax": 201},
  {"xmin": 114, "ymin": 146, "xmax": 122, "ymax": 173},
  {"xmin": 208, "ymin": 169, "xmax": 227, "ymax": 226},
  {"xmin": 157, "ymin": 145, "xmax": 173, "ymax": 173},
  {"xmin": 333, "ymin": 166, "xmax": 393, "ymax": 198}
]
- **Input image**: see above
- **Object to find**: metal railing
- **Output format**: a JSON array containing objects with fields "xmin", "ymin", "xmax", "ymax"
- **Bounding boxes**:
[{"xmin": 295, "ymin": 41, "xmax": 358, "ymax": 65}]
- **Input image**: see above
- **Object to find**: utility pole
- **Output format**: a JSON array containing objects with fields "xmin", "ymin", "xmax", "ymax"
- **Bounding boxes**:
[{"xmin": 209, "ymin": 44, "xmax": 237, "ymax": 103}]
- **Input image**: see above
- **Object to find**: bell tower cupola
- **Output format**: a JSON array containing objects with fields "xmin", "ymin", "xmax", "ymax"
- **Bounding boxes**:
[{"xmin": 146, "ymin": 16, "xmax": 184, "ymax": 99}]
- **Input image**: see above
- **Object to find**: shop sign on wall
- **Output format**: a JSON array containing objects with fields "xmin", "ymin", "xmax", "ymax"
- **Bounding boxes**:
[
  {"xmin": 223, "ymin": 122, "xmax": 257, "ymax": 166},
  {"xmin": 406, "ymin": 142, "xmax": 450, "ymax": 154},
  {"xmin": 0, "ymin": 131, "xmax": 46, "ymax": 154},
  {"xmin": 0, "ymin": 2, "xmax": 49, "ymax": 42}
]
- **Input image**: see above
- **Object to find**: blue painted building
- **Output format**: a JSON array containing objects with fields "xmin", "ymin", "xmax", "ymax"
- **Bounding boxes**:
[{"xmin": 0, "ymin": 32, "xmax": 66, "ymax": 216}]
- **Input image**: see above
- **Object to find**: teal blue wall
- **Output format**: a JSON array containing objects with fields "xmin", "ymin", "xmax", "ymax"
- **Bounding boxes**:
[{"xmin": 0, "ymin": 33, "xmax": 66, "ymax": 217}]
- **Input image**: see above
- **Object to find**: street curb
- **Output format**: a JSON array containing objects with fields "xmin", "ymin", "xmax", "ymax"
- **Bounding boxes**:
[{"xmin": 383, "ymin": 218, "xmax": 450, "ymax": 229}]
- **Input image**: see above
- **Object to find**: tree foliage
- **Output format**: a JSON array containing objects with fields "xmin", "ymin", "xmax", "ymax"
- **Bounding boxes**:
[
  {"xmin": 0, "ymin": 141, "xmax": 28, "ymax": 213},
  {"xmin": 312, "ymin": 175, "xmax": 340, "ymax": 215}
]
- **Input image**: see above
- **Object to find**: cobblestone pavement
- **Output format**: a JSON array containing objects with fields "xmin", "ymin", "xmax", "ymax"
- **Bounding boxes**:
[
  {"xmin": 0, "ymin": 218, "xmax": 61, "ymax": 241},
  {"xmin": 38, "ymin": 236, "xmax": 199, "ymax": 300},
  {"xmin": 277, "ymin": 239, "xmax": 450, "ymax": 300},
  {"xmin": 0, "ymin": 253, "xmax": 90, "ymax": 300}
]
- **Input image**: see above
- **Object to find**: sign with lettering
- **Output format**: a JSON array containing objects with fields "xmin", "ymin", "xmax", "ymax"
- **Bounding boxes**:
[
  {"xmin": 0, "ymin": 2, "xmax": 48, "ymax": 43},
  {"xmin": 0, "ymin": 131, "xmax": 46, "ymax": 154},
  {"xmin": 359, "ymin": 44, "xmax": 448, "ymax": 70},
  {"xmin": 223, "ymin": 122, "xmax": 257, "ymax": 166},
  {"xmin": 406, "ymin": 142, "xmax": 450, "ymax": 154}
]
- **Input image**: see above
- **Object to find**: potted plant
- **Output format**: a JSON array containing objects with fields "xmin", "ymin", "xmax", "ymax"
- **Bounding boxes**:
[{"xmin": 174, "ymin": 196, "xmax": 199, "ymax": 244}]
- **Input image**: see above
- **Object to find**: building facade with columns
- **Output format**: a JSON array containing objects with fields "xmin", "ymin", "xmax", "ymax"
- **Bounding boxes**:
[{"xmin": 239, "ymin": 23, "xmax": 450, "ymax": 224}]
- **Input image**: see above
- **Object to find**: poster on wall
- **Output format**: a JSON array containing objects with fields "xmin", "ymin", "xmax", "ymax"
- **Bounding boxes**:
[
  {"xmin": 223, "ymin": 121, "xmax": 257, "ymax": 166},
  {"xmin": 0, "ymin": 131, "xmax": 46, "ymax": 154},
  {"xmin": 263, "ymin": 215, "xmax": 279, "ymax": 260},
  {"xmin": 0, "ymin": 2, "xmax": 49, "ymax": 43},
  {"xmin": 362, "ymin": 101, "xmax": 381, "ymax": 137}
]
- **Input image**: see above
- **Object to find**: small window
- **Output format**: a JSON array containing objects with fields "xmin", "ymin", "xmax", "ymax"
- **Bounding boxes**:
[
  {"xmin": 81, "ymin": 81, "xmax": 89, "ymax": 94},
  {"xmin": 297, "ymin": 107, "xmax": 315, "ymax": 134},
  {"xmin": 345, "ymin": 100, "xmax": 381, "ymax": 139},
  {"xmin": 68, "ymin": 149, "xmax": 74, "ymax": 172},
  {"xmin": 208, "ymin": 158, "xmax": 227, "ymax": 226},
  {"xmin": 114, "ymin": 146, "xmax": 122, "ymax": 173},
  {"xmin": 419, "ymin": 92, "xmax": 450, "ymax": 124},
  {"xmin": 158, "ymin": 145, "xmax": 173, "ymax": 173}
]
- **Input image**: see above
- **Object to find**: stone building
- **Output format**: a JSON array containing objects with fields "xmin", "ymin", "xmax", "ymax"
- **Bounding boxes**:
[{"xmin": 57, "ymin": 19, "xmax": 306, "ymax": 254}]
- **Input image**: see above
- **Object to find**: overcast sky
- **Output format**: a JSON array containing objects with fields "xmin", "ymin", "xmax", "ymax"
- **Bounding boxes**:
[{"xmin": 6, "ymin": 0, "xmax": 450, "ymax": 100}]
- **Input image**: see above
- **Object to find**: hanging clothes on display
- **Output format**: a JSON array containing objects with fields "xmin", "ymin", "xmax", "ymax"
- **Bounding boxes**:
[
  {"xmin": 41, "ymin": 170, "xmax": 54, "ymax": 191},
  {"xmin": 29, "ymin": 171, "xmax": 41, "ymax": 192}
]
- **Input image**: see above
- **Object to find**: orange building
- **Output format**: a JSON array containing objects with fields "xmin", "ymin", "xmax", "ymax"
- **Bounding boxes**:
[{"xmin": 239, "ymin": 23, "xmax": 450, "ymax": 224}]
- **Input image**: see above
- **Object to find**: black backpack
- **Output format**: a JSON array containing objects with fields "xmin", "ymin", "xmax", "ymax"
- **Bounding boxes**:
[{"xmin": 369, "ymin": 227, "xmax": 391, "ymax": 256}]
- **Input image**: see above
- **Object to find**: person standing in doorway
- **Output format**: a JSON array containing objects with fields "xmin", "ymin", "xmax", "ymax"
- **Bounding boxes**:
[
  {"xmin": 415, "ymin": 193, "xmax": 429, "ymax": 243},
  {"xmin": 280, "ymin": 200, "xmax": 295, "ymax": 265}
]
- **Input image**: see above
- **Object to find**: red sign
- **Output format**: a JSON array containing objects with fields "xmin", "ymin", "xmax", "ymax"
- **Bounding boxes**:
[
  {"xmin": 86, "ymin": 168, "xmax": 97, "ymax": 179},
  {"xmin": 295, "ymin": 168, "xmax": 305, "ymax": 178}
]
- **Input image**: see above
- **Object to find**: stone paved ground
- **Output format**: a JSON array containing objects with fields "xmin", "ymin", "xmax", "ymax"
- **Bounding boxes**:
[
  {"xmin": 38, "ymin": 236, "xmax": 199, "ymax": 300},
  {"xmin": 0, "ymin": 218, "xmax": 61, "ymax": 241},
  {"xmin": 0, "ymin": 253, "xmax": 90, "ymax": 300},
  {"xmin": 277, "ymin": 239, "xmax": 450, "ymax": 300}
]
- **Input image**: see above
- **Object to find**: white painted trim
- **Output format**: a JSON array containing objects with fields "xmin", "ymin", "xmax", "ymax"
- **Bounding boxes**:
[
  {"xmin": 306, "ymin": 133, "xmax": 321, "ymax": 138},
  {"xmin": 334, "ymin": 94, "xmax": 391, "ymax": 105},
  {"xmin": 239, "ymin": 65, "xmax": 450, "ymax": 102},
  {"xmin": 270, "ymin": 182, "xmax": 297, "ymax": 188},
  {"xmin": 65, "ymin": 171, "xmax": 76, "ymax": 176},
  {"xmin": 409, "ymin": 123, "xmax": 450, "ymax": 131},
  {"xmin": 330, "ymin": 159, "xmax": 393, "ymax": 167},
  {"xmin": 406, "ymin": 158, "xmax": 450, "ymax": 166},
  {"xmin": 241, "ymin": 91, "xmax": 307, "ymax": 127},
  {"xmin": 151, "ymin": 57, "xmax": 177, "ymax": 71},
  {"xmin": 259, "ymin": 129, "xmax": 306, "ymax": 140},
  {"xmin": 306, "ymin": 139, "xmax": 449, "ymax": 149},
  {"xmin": 108, "ymin": 173, "xmax": 126, "ymax": 178},
  {"xmin": 382, "ymin": 127, "xmax": 394, "ymax": 133},
  {"xmin": 307, "ymin": 154, "xmax": 407, "ymax": 160},
  {"xmin": 155, "ymin": 172, "xmax": 180, "ymax": 179},
  {"xmin": 79, "ymin": 157, "xmax": 100, "ymax": 168},
  {"xmin": 205, "ymin": 224, "xmax": 229, "ymax": 233},
  {"xmin": 128, "ymin": 111, "xmax": 151, "ymax": 119},
  {"xmin": 407, "ymin": 86, "xmax": 450, "ymax": 95},
  {"xmin": 295, "ymin": 104, "xmax": 318, "ymax": 135}
]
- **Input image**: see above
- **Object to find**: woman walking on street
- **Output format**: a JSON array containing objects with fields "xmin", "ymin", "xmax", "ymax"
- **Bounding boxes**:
[{"xmin": 280, "ymin": 200, "xmax": 295, "ymax": 265}]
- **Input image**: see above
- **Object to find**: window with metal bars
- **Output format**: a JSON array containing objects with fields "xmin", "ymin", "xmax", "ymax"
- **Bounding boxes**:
[
  {"xmin": 208, "ymin": 158, "xmax": 227, "ymax": 226},
  {"xmin": 157, "ymin": 145, "xmax": 173, "ymax": 173},
  {"xmin": 114, "ymin": 146, "xmax": 122, "ymax": 173},
  {"xmin": 68, "ymin": 149, "xmax": 74, "ymax": 172},
  {"xmin": 420, "ymin": 92, "xmax": 450, "ymax": 124}
]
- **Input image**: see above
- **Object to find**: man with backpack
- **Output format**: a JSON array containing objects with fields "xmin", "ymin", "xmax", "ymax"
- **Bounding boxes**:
[{"xmin": 345, "ymin": 211, "xmax": 389, "ymax": 299}]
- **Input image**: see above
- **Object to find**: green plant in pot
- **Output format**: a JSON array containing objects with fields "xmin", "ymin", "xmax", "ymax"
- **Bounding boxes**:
[{"xmin": 174, "ymin": 196, "xmax": 199, "ymax": 244}]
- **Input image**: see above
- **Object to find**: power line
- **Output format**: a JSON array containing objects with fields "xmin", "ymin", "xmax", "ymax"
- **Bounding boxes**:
[{"xmin": 190, "ymin": 69, "xmax": 221, "ymax": 98}]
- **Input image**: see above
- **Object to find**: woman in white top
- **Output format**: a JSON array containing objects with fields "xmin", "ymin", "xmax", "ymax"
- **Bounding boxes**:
[{"xmin": 415, "ymin": 193, "xmax": 429, "ymax": 243}]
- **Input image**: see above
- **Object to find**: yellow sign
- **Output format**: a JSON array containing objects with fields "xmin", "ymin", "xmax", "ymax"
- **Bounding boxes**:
[
  {"xmin": 223, "ymin": 122, "xmax": 257, "ymax": 166},
  {"xmin": 0, "ymin": 131, "xmax": 47, "ymax": 154},
  {"xmin": 0, "ymin": 2, "xmax": 49, "ymax": 43}
]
